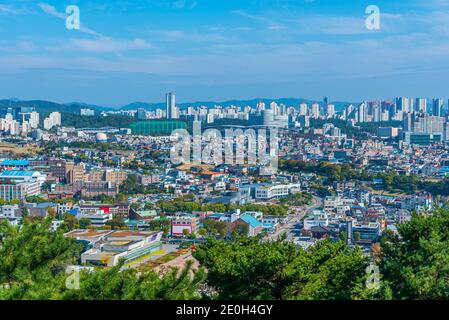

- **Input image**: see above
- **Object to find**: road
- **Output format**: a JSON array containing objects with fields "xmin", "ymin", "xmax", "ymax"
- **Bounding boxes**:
[
  {"xmin": 264, "ymin": 195, "xmax": 323, "ymax": 241},
  {"xmin": 306, "ymin": 195, "xmax": 323, "ymax": 214}
]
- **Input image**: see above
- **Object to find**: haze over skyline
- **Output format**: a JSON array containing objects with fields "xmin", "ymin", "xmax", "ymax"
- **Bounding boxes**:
[{"xmin": 1, "ymin": 0, "xmax": 449, "ymax": 106}]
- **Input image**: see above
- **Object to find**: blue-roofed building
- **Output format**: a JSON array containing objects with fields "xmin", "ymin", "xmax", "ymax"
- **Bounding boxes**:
[
  {"xmin": 207, "ymin": 213, "xmax": 224, "ymax": 221},
  {"xmin": 0, "ymin": 170, "xmax": 46, "ymax": 201},
  {"xmin": 0, "ymin": 160, "xmax": 29, "ymax": 169},
  {"xmin": 68, "ymin": 208, "xmax": 79, "ymax": 216},
  {"xmin": 0, "ymin": 170, "xmax": 39, "ymax": 179},
  {"xmin": 233, "ymin": 213, "xmax": 263, "ymax": 237}
]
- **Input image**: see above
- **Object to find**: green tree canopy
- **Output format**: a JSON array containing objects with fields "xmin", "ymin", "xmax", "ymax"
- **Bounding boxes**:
[
  {"xmin": 194, "ymin": 237, "xmax": 369, "ymax": 300},
  {"xmin": 0, "ymin": 218, "xmax": 206, "ymax": 300},
  {"xmin": 0, "ymin": 218, "xmax": 81, "ymax": 299},
  {"xmin": 380, "ymin": 207, "xmax": 449, "ymax": 299}
]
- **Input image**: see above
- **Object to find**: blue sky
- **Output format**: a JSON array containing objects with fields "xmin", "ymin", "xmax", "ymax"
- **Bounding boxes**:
[{"xmin": 1, "ymin": 0, "xmax": 449, "ymax": 106}]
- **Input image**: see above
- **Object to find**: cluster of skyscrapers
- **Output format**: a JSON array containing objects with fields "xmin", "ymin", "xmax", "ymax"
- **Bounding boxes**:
[
  {"xmin": 0, "ymin": 106, "xmax": 61, "ymax": 136},
  {"xmin": 344, "ymin": 97, "xmax": 446, "ymax": 125},
  {"xmin": 110, "ymin": 93, "xmax": 449, "ymax": 145}
]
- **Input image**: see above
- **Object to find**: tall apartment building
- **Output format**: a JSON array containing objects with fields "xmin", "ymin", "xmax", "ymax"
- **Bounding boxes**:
[
  {"xmin": 432, "ymin": 98, "xmax": 443, "ymax": 117},
  {"xmin": 326, "ymin": 104, "xmax": 335, "ymax": 118},
  {"xmin": 166, "ymin": 92, "xmax": 178, "ymax": 119},
  {"xmin": 43, "ymin": 112, "xmax": 61, "ymax": 130},
  {"xmin": 396, "ymin": 97, "xmax": 412, "ymax": 113},
  {"xmin": 415, "ymin": 98, "xmax": 427, "ymax": 113},
  {"xmin": 311, "ymin": 103, "xmax": 320, "ymax": 118}
]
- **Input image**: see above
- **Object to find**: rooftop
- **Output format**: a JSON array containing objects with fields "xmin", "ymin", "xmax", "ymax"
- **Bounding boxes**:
[
  {"xmin": 0, "ymin": 160, "xmax": 29, "ymax": 166},
  {"xmin": 65, "ymin": 229, "xmax": 112, "ymax": 238},
  {"xmin": 240, "ymin": 214, "xmax": 262, "ymax": 228},
  {"xmin": 0, "ymin": 170, "xmax": 36, "ymax": 177}
]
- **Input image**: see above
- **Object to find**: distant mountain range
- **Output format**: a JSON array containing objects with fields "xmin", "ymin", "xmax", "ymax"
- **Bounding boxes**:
[
  {"xmin": 0, "ymin": 99, "xmax": 112, "ymax": 115},
  {"xmin": 0, "ymin": 98, "xmax": 358, "ymax": 115},
  {"xmin": 121, "ymin": 98, "xmax": 357, "ymax": 112}
]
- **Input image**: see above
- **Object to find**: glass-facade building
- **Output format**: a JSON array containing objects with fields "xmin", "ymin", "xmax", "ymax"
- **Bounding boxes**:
[
  {"xmin": 129, "ymin": 120, "xmax": 187, "ymax": 136},
  {"xmin": 405, "ymin": 132, "xmax": 442, "ymax": 146}
]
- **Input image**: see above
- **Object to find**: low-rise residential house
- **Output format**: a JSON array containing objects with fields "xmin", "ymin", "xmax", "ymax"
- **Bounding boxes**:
[
  {"xmin": 400, "ymin": 192, "xmax": 433, "ymax": 212},
  {"xmin": 0, "ymin": 204, "xmax": 20, "ymax": 218},
  {"xmin": 171, "ymin": 215, "xmax": 199, "ymax": 236},
  {"xmin": 396, "ymin": 209, "xmax": 412, "ymax": 224},
  {"xmin": 129, "ymin": 209, "xmax": 158, "ymax": 221},
  {"xmin": 26, "ymin": 202, "xmax": 58, "ymax": 217},
  {"xmin": 303, "ymin": 210, "xmax": 329, "ymax": 230},
  {"xmin": 262, "ymin": 216, "xmax": 280, "ymax": 233},
  {"xmin": 310, "ymin": 225, "xmax": 333, "ymax": 239},
  {"xmin": 232, "ymin": 214, "xmax": 263, "ymax": 237},
  {"xmin": 324, "ymin": 196, "xmax": 342, "ymax": 214},
  {"xmin": 57, "ymin": 203, "xmax": 74, "ymax": 216}
]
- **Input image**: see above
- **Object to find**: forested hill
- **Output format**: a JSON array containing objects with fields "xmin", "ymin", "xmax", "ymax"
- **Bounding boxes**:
[
  {"xmin": 121, "ymin": 98, "xmax": 356, "ymax": 111},
  {"xmin": 0, "ymin": 99, "xmax": 109, "ymax": 116},
  {"xmin": 61, "ymin": 113, "xmax": 138, "ymax": 128}
]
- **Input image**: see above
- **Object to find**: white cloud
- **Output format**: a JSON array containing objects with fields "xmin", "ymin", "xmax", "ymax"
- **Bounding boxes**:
[
  {"xmin": 37, "ymin": 2, "xmax": 65, "ymax": 19},
  {"xmin": 71, "ymin": 38, "xmax": 154, "ymax": 53},
  {"xmin": 0, "ymin": 4, "xmax": 22, "ymax": 14},
  {"xmin": 172, "ymin": 0, "xmax": 186, "ymax": 9},
  {"xmin": 171, "ymin": 0, "xmax": 197, "ymax": 9},
  {"xmin": 232, "ymin": 9, "xmax": 287, "ymax": 31},
  {"xmin": 268, "ymin": 25, "xmax": 288, "ymax": 31}
]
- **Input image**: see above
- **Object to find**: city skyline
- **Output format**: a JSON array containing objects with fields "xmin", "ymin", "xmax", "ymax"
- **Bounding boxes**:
[
  {"xmin": 2, "ymin": 96, "xmax": 449, "ymax": 113},
  {"xmin": 1, "ymin": 0, "xmax": 449, "ymax": 105}
]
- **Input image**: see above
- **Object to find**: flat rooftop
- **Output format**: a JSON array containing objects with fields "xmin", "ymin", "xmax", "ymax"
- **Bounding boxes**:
[
  {"xmin": 108, "ymin": 231, "xmax": 157, "ymax": 238},
  {"xmin": 65, "ymin": 229, "xmax": 111, "ymax": 238},
  {"xmin": 65, "ymin": 230, "xmax": 161, "ymax": 243}
]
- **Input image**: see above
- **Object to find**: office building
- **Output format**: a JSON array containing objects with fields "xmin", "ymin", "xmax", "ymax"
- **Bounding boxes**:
[
  {"xmin": 432, "ymin": 98, "xmax": 443, "ymax": 117},
  {"xmin": 166, "ymin": 92, "xmax": 177, "ymax": 119},
  {"xmin": 136, "ymin": 108, "xmax": 147, "ymax": 120},
  {"xmin": 415, "ymin": 98, "xmax": 427, "ymax": 113}
]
